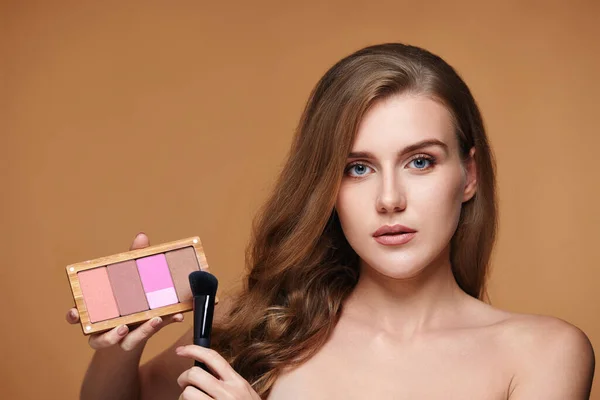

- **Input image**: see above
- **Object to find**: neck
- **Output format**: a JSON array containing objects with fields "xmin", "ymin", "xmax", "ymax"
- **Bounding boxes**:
[{"xmin": 342, "ymin": 247, "xmax": 470, "ymax": 339}]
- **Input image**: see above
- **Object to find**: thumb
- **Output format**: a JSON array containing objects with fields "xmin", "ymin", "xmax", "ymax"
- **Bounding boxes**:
[{"xmin": 130, "ymin": 232, "xmax": 150, "ymax": 250}]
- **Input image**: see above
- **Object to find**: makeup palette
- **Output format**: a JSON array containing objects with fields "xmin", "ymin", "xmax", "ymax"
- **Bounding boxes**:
[{"xmin": 66, "ymin": 237, "xmax": 213, "ymax": 335}]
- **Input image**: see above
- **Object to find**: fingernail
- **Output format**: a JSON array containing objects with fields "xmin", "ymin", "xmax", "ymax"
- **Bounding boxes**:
[
  {"xmin": 117, "ymin": 325, "xmax": 128, "ymax": 336},
  {"xmin": 175, "ymin": 346, "xmax": 184, "ymax": 354},
  {"xmin": 150, "ymin": 317, "xmax": 162, "ymax": 328}
]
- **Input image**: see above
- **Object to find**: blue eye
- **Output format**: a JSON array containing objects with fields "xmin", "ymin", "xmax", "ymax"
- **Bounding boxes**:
[
  {"xmin": 408, "ymin": 156, "xmax": 435, "ymax": 170},
  {"xmin": 346, "ymin": 163, "xmax": 372, "ymax": 177}
]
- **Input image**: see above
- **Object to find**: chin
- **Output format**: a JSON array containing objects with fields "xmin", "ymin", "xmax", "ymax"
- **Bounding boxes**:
[
  {"xmin": 360, "ymin": 254, "xmax": 430, "ymax": 280},
  {"xmin": 373, "ymin": 266, "xmax": 428, "ymax": 280}
]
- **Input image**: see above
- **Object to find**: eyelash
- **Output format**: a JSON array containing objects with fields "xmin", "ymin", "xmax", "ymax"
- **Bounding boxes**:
[{"xmin": 344, "ymin": 154, "xmax": 437, "ymax": 178}]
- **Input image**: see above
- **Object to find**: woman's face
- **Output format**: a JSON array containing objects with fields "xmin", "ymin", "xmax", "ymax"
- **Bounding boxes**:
[{"xmin": 335, "ymin": 94, "xmax": 477, "ymax": 279}]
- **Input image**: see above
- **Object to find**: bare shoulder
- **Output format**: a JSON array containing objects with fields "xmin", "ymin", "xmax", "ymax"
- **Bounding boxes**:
[
  {"xmin": 497, "ymin": 312, "xmax": 594, "ymax": 359},
  {"xmin": 467, "ymin": 298, "xmax": 593, "ymax": 357},
  {"xmin": 495, "ymin": 312, "xmax": 595, "ymax": 399}
]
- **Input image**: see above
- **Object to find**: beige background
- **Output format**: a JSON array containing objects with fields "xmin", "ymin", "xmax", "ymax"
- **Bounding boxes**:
[{"xmin": 1, "ymin": 1, "xmax": 599, "ymax": 398}]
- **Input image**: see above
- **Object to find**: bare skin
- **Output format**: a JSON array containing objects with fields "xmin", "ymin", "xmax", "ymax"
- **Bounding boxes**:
[
  {"xmin": 67, "ymin": 94, "xmax": 594, "ymax": 399},
  {"xmin": 268, "ymin": 262, "xmax": 594, "ymax": 399}
]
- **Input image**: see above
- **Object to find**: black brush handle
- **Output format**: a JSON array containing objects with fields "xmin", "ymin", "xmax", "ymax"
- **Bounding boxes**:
[
  {"xmin": 194, "ymin": 337, "xmax": 211, "ymax": 371},
  {"xmin": 193, "ymin": 294, "xmax": 215, "ymax": 374}
]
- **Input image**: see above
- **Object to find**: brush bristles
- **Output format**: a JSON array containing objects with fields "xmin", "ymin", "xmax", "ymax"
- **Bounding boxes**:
[{"xmin": 188, "ymin": 271, "xmax": 218, "ymax": 296}]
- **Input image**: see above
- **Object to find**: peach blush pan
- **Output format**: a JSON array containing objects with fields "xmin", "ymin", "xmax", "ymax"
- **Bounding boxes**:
[{"xmin": 66, "ymin": 236, "xmax": 215, "ymax": 335}]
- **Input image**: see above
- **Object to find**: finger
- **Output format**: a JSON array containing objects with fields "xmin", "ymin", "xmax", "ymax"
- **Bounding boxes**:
[
  {"xmin": 130, "ymin": 232, "xmax": 150, "ymax": 250},
  {"xmin": 66, "ymin": 308, "xmax": 80, "ymax": 324},
  {"xmin": 177, "ymin": 366, "xmax": 223, "ymax": 399},
  {"xmin": 119, "ymin": 314, "xmax": 180, "ymax": 351},
  {"xmin": 170, "ymin": 313, "xmax": 185, "ymax": 323},
  {"xmin": 88, "ymin": 324, "xmax": 129, "ymax": 350},
  {"xmin": 176, "ymin": 345, "xmax": 238, "ymax": 382},
  {"xmin": 119, "ymin": 317, "xmax": 161, "ymax": 351},
  {"xmin": 127, "ymin": 313, "xmax": 183, "ymax": 329},
  {"xmin": 178, "ymin": 385, "xmax": 212, "ymax": 400}
]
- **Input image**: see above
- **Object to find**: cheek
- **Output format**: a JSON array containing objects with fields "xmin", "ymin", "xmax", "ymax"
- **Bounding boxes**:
[{"xmin": 413, "ymin": 171, "xmax": 465, "ymax": 232}]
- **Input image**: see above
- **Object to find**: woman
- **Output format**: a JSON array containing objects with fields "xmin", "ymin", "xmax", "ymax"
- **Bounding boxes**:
[{"xmin": 67, "ymin": 43, "xmax": 595, "ymax": 399}]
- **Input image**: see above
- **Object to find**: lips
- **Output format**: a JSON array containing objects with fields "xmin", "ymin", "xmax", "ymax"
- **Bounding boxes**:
[
  {"xmin": 372, "ymin": 224, "xmax": 417, "ymax": 246},
  {"xmin": 372, "ymin": 224, "xmax": 416, "ymax": 237}
]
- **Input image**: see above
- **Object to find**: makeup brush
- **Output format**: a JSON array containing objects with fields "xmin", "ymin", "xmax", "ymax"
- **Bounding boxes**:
[{"xmin": 188, "ymin": 270, "xmax": 218, "ymax": 372}]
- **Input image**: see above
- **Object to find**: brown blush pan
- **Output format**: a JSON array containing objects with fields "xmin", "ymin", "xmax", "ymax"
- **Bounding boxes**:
[{"xmin": 66, "ymin": 236, "xmax": 215, "ymax": 335}]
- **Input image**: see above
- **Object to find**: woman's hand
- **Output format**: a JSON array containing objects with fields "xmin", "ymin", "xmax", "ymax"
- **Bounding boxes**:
[
  {"xmin": 65, "ymin": 232, "xmax": 185, "ymax": 351},
  {"xmin": 176, "ymin": 345, "xmax": 261, "ymax": 400}
]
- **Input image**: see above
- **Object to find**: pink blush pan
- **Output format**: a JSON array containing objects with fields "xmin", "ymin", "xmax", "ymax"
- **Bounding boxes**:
[
  {"xmin": 136, "ymin": 254, "xmax": 178, "ymax": 309},
  {"xmin": 107, "ymin": 260, "xmax": 149, "ymax": 316},
  {"xmin": 78, "ymin": 267, "xmax": 120, "ymax": 323}
]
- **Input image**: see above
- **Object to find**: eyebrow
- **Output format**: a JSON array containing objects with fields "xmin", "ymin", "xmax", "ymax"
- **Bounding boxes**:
[{"xmin": 347, "ymin": 139, "xmax": 449, "ymax": 160}]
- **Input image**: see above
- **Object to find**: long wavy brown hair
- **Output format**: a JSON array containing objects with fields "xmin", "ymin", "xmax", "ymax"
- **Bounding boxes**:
[{"xmin": 212, "ymin": 43, "xmax": 497, "ymax": 397}]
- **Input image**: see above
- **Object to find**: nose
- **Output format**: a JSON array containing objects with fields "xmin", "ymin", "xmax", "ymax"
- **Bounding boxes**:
[{"xmin": 376, "ymin": 173, "xmax": 406, "ymax": 213}]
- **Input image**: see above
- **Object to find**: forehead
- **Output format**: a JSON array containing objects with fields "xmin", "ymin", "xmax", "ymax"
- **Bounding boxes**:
[{"xmin": 352, "ymin": 94, "xmax": 457, "ymax": 152}]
